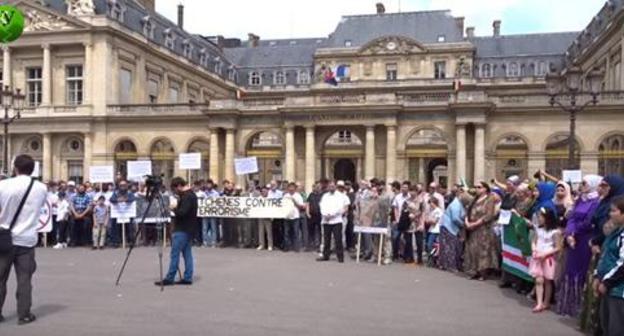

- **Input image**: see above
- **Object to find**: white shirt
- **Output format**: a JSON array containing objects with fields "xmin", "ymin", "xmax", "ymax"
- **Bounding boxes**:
[
  {"xmin": 283, "ymin": 192, "xmax": 304, "ymax": 219},
  {"xmin": 56, "ymin": 199, "xmax": 71, "ymax": 222},
  {"xmin": 47, "ymin": 191, "xmax": 59, "ymax": 215},
  {"xmin": 0, "ymin": 175, "xmax": 48, "ymax": 248},
  {"xmin": 392, "ymin": 192, "xmax": 410, "ymax": 210},
  {"xmin": 428, "ymin": 207, "xmax": 444, "ymax": 234},
  {"xmin": 268, "ymin": 189, "xmax": 283, "ymax": 199},
  {"xmin": 320, "ymin": 191, "xmax": 350, "ymax": 225}
]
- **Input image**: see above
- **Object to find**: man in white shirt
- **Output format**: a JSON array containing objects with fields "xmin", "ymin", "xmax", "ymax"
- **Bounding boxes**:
[
  {"xmin": 317, "ymin": 181, "xmax": 350, "ymax": 263},
  {"xmin": 0, "ymin": 155, "xmax": 48, "ymax": 325},
  {"xmin": 282, "ymin": 182, "xmax": 305, "ymax": 252}
]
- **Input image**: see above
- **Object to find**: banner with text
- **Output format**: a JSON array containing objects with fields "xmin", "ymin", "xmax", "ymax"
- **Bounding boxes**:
[
  {"xmin": 198, "ymin": 197, "xmax": 290, "ymax": 218},
  {"xmin": 37, "ymin": 200, "xmax": 52, "ymax": 233},
  {"xmin": 89, "ymin": 166, "xmax": 115, "ymax": 183},
  {"xmin": 234, "ymin": 157, "xmax": 259, "ymax": 175},
  {"xmin": 111, "ymin": 202, "xmax": 137, "ymax": 224}
]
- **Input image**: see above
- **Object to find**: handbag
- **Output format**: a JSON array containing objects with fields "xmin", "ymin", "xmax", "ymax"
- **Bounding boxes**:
[{"xmin": 0, "ymin": 178, "xmax": 35, "ymax": 254}]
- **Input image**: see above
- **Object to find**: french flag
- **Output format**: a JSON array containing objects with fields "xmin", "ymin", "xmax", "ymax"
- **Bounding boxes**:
[{"xmin": 323, "ymin": 64, "xmax": 350, "ymax": 86}]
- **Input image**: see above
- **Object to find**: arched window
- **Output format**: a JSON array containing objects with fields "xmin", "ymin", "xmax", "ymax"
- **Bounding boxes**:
[
  {"xmin": 495, "ymin": 135, "xmax": 529, "ymax": 181},
  {"xmin": 599, "ymin": 134, "xmax": 624, "ymax": 176},
  {"xmin": 481, "ymin": 63, "xmax": 492, "ymax": 78},
  {"xmin": 151, "ymin": 139, "xmax": 175, "ymax": 184},
  {"xmin": 114, "ymin": 140, "xmax": 138, "ymax": 178},
  {"xmin": 545, "ymin": 134, "xmax": 580, "ymax": 177},
  {"xmin": 62, "ymin": 136, "xmax": 84, "ymax": 183},
  {"xmin": 249, "ymin": 71, "xmax": 261, "ymax": 86}
]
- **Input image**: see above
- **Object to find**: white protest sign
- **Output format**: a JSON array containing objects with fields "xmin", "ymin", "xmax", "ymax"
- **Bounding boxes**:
[
  {"xmin": 198, "ymin": 197, "xmax": 289, "ymax": 218},
  {"xmin": 498, "ymin": 209, "xmax": 512, "ymax": 225},
  {"xmin": 37, "ymin": 200, "xmax": 53, "ymax": 233},
  {"xmin": 31, "ymin": 161, "xmax": 41, "ymax": 178},
  {"xmin": 127, "ymin": 161, "xmax": 152, "ymax": 182},
  {"xmin": 179, "ymin": 153, "xmax": 202, "ymax": 170},
  {"xmin": 111, "ymin": 202, "xmax": 137, "ymax": 224},
  {"xmin": 354, "ymin": 226, "xmax": 391, "ymax": 235},
  {"xmin": 89, "ymin": 166, "xmax": 114, "ymax": 183},
  {"xmin": 562, "ymin": 170, "xmax": 582, "ymax": 184},
  {"xmin": 234, "ymin": 157, "xmax": 259, "ymax": 175}
]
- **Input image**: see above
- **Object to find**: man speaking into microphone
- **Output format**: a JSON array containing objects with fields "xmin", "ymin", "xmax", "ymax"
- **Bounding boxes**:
[{"xmin": 155, "ymin": 177, "xmax": 197, "ymax": 287}]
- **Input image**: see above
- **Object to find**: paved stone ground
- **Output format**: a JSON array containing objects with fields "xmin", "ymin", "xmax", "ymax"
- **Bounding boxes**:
[{"xmin": 1, "ymin": 247, "xmax": 583, "ymax": 336}]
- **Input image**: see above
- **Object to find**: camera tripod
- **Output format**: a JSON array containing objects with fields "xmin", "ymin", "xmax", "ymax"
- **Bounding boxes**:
[{"xmin": 115, "ymin": 182, "xmax": 179, "ymax": 291}]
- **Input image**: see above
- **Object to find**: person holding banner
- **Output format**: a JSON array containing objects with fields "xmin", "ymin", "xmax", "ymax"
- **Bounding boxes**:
[
  {"xmin": 317, "ymin": 181, "xmax": 350, "ymax": 263},
  {"xmin": 283, "ymin": 183, "xmax": 305, "ymax": 252},
  {"xmin": 156, "ymin": 177, "xmax": 198, "ymax": 287},
  {"xmin": 109, "ymin": 181, "xmax": 136, "ymax": 248},
  {"xmin": 257, "ymin": 186, "xmax": 274, "ymax": 251}
]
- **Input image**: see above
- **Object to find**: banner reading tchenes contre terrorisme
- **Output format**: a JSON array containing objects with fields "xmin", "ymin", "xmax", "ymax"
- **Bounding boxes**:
[{"xmin": 197, "ymin": 197, "xmax": 291, "ymax": 218}]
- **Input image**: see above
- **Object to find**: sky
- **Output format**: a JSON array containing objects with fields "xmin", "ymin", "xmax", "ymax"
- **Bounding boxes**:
[{"xmin": 156, "ymin": 0, "xmax": 606, "ymax": 40}]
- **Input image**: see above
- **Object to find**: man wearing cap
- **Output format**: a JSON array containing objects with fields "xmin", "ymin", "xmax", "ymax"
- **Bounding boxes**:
[{"xmin": 317, "ymin": 181, "xmax": 350, "ymax": 263}]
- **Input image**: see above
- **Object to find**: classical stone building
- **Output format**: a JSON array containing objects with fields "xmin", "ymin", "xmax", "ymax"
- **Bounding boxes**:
[{"xmin": 2, "ymin": 0, "xmax": 624, "ymax": 190}]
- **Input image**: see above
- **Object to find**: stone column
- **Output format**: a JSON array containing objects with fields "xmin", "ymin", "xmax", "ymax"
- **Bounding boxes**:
[
  {"xmin": 474, "ymin": 124, "xmax": 485, "ymax": 183},
  {"xmin": 2, "ymin": 46, "xmax": 10, "ymax": 88},
  {"xmin": 111, "ymin": 47, "xmax": 119, "ymax": 104},
  {"xmin": 160, "ymin": 72, "xmax": 169, "ymax": 104},
  {"xmin": 305, "ymin": 126, "xmax": 315, "ymax": 193},
  {"xmin": 456, "ymin": 124, "xmax": 466, "ymax": 184},
  {"xmin": 134, "ymin": 55, "xmax": 146, "ymax": 103},
  {"xmin": 285, "ymin": 126, "xmax": 295, "ymax": 182},
  {"xmin": 83, "ymin": 133, "xmax": 92, "ymax": 181},
  {"xmin": 385, "ymin": 126, "xmax": 397, "ymax": 183},
  {"xmin": 418, "ymin": 158, "xmax": 426, "ymax": 182},
  {"xmin": 224, "ymin": 129, "xmax": 235, "ymax": 182},
  {"xmin": 42, "ymin": 44, "xmax": 52, "ymax": 106},
  {"xmin": 209, "ymin": 129, "xmax": 220, "ymax": 182},
  {"xmin": 83, "ymin": 43, "xmax": 93, "ymax": 105},
  {"xmin": 365, "ymin": 125, "xmax": 375, "ymax": 180},
  {"xmin": 42, "ymin": 133, "xmax": 52, "ymax": 181}
]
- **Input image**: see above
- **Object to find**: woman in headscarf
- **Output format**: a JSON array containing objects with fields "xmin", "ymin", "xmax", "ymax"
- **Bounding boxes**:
[
  {"xmin": 463, "ymin": 181, "xmax": 499, "ymax": 281},
  {"xmin": 580, "ymin": 175, "xmax": 624, "ymax": 333},
  {"xmin": 438, "ymin": 187, "xmax": 473, "ymax": 272},
  {"xmin": 556, "ymin": 175, "xmax": 602, "ymax": 317},
  {"xmin": 527, "ymin": 182, "xmax": 557, "ymax": 224},
  {"xmin": 554, "ymin": 181, "xmax": 575, "ymax": 228}
]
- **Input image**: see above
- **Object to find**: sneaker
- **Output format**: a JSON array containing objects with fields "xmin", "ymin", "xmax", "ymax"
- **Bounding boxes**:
[
  {"xmin": 383, "ymin": 259, "xmax": 392, "ymax": 265},
  {"xmin": 256, "ymin": 246, "xmax": 264, "ymax": 251},
  {"xmin": 18, "ymin": 313, "xmax": 36, "ymax": 325},
  {"xmin": 316, "ymin": 257, "xmax": 329, "ymax": 262},
  {"xmin": 52, "ymin": 243, "xmax": 63, "ymax": 249},
  {"xmin": 175, "ymin": 280, "xmax": 193, "ymax": 285},
  {"xmin": 268, "ymin": 247, "xmax": 273, "ymax": 251},
  {"xmin": 154, "ymin": 280, "xmax": 174, "ymax": 287}
]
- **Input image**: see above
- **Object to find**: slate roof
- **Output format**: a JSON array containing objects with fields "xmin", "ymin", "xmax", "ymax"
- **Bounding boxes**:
[
  {"xmin": 224, "ymin": 38, "xmax": 325, "ymax": 68},
  {"xmin": 325, "ymin": 10, "xmax": 464, "ymax": 47},
  {"xmin": 471, "ymin": 32, "xmax": 579, "ymax": 58}
]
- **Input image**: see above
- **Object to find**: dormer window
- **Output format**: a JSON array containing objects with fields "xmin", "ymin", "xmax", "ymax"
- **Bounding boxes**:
[
  {"xmin": 507, "ymin": 62, "xmax": 520, "ymax": 77},
  {"xmin": 141, "ymin": 16, "xmax": 154, "ymax": 39},
  {"xmin": 199, "ymin": 48, "xmax": 208, "ymax": 67},
  {"xmin": 214, "ymin": 57, "xmax": 222, "ymax": 74},
  {"xmin": 274, "ymin": 71, "xmax": 285, "ymax": 85},
  {"xmin": 344, "ymin": 40, "xmax": 352, "ymax": 47},
  {"xmin": 481, "ymin": 63, "xmax": 492, "ymax": 78},
  {"xmin": 228, "ymin": 66, "xmax": 237, "ymax": 81},
  {"xmin": 163, "ymin": 28, "xmax": 175, "ymax": 50},
  {"xmin": 437, "ymin": 35, "xmax": 446, "ymax": 42},
  {"xmin": 249, "ymin": 71, "xmax": 261, "ymax": 86},
  {"xmin": 182, "ymin": 40, "xmax": 193, "ymax": 58},
  {"xmin": 108, "ymin": 0, "xmax": 126, "ymax": 22},
  {"xmin": 298, "ymin": 70, "xmax": 310, "ymax": 85}
]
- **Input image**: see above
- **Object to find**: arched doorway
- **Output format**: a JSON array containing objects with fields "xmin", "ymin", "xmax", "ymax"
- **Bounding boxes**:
[
  {"xmin": 334, "ymin": 158, "xmax": 356, "ymax": 182},
  {"xmin": 61, "ymin": 136, "xmax": 85, "ymax": 183},
  {"xmin": 150, "ymin": 139, "xmax": 175, "ymax": 184},
  {"xmin": 322, "ymin": 129, "xmax": 363, "ymax": 183},
  {"xmin": 188, "ymin": 139, "xmax": 210, "ymax": 182},
  {"xmin": 406, "ymin": 128, "xmax": 448, "ymax": 185},
  {"xmin": 599, "ymin": 134, "xmax": 624, "ymax": 176},
  {"xmin": 545, "ymin": 134, "xmax": 580, "ymax": 177},
  {"xmin": 114, "ymin": 140, "xmax": 138, "ymax": 179},
  {"xmin": 246, "ymin": 131, "xmax": 283, "ymax": 186},
  {"xmin": 495, "ymin": 135, "xmax": 529, "ymax": 181}
]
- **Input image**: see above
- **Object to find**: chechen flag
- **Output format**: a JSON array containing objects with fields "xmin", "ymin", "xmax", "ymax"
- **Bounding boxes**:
[{"xmin": 502, "ymin": 213, "xmax": 533, "ymax": 283}]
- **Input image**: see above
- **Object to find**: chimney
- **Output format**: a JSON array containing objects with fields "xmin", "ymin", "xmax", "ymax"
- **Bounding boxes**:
[
  {"xmin": 376, "ymin": 2, "xmax": 385, "ymax": 14},
  {"xmin": 466, "ymin": 27, "xmax": 475, "ymax": 39},
  {"xmin": 247, "ymin": 33, "xmax": 260, "ymax": 48},
  {"xmin": 455, "ymin": 17, "xmax": 465, "ymax": 36},
  {"xmin": 493, "ymin": 20, "xmax": 501, "ymax": 37},
  {"xmin": 177, "ymin": 3, "xmax": 184, "ymax": 29}
]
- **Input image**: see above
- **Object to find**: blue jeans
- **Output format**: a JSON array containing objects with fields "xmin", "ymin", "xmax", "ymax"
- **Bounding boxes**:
[
  {"xmin": 165, "ymin": 232, "xmax": 193, "ymax": 282},
  {"xmin": 283, "ymin": 219, "xmax": 302, "ymax": 251},
  {"xmin": 202, "ymin": 217, "xmax": 218, "ymax": 246},
  {"xmin": 426, "ymin": 233, "xmax": 439, "ymax": 254}
]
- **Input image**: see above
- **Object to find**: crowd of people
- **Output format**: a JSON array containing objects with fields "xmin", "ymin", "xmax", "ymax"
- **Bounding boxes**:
[{"xmin": 13, "ymin": 169, "xmax": 624, "ymax": 335}]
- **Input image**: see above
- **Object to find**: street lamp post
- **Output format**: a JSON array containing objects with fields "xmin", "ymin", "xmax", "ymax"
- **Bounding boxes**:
[
  {"xmin": 1, "ymin": 85, "xmax": 25, "ymax": 175},
  {"xmin": 545, "ymin": 66, "xmax": 604, "ymax": 170}
]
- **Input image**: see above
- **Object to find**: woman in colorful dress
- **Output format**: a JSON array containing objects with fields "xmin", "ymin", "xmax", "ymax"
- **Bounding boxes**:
[
  {"xmin": 463, "ymin": 181, "xmax": 499, "ymax": 281},
  {"xmin": 438, "ymin": 188, "xmax": 472, "ymax": 272}
]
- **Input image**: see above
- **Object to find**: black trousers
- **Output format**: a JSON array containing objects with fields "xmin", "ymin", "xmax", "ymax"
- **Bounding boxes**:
[
  {"xmin": 322, "ymin": 224, "xmax": 344, "ymax": 261},
  {"xmin": 0, "ymin": 246, "xmax": 37, "ymax": 319},
  {"xmin": 58, "ymin": 220, "xmax": 69, "ymax": 244},
  {"xmin": 600, "ymin": 295, "xmax": 624, "ymax": 336}
]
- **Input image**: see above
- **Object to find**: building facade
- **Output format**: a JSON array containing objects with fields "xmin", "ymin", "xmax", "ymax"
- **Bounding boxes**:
[{"xmin": 2, "ymin": 0, "xmax": 624, "ymax": 190}]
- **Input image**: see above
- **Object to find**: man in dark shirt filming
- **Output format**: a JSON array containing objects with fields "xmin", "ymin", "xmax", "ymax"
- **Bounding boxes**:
[{"xmin": 155, "ymin": 177, "xmax": 198, "ymax": 287}]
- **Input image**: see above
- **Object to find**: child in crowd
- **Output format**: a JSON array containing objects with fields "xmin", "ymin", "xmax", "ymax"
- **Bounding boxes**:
[
  {"xmin": 594, "ymin": 196, "xmax": 624, "ymax": 336},
  {"xmin": 425, "ymin": 197, "xmax": 443, "ymax": 256},
  {"xmin": 529, "ymin": 207, "xmax": 563, "ymax": 313},
  {"xmin": 53, "ymin": 192, "xmax": 71, "ymax": 249},
  {"xmin": 92, "ymin": 196, "xmax": 109, "ymax": 250}
]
